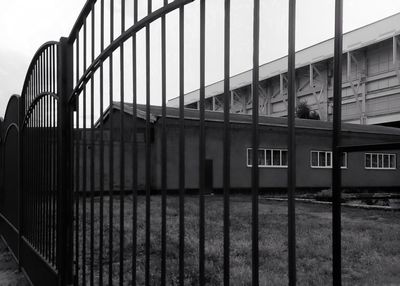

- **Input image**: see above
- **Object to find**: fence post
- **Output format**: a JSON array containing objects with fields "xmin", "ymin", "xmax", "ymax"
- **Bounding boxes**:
[
  {"xmin": 57, "ymin": 37, "xmax": 74, "ymax": 286},
  {"xmin": 332, "ymin": 0, "xmax": 343, "ymax": 285},
  {"xmin": 18, "ymin": 95, "xmax": 24, "ymax": 271}
]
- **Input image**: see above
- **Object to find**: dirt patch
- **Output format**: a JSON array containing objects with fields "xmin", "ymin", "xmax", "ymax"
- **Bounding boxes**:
[{"xmin": 0, "ymin": 238, "xmax": 29, "ymax": 286}]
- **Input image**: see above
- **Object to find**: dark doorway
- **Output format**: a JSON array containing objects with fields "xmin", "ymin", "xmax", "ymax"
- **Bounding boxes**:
[{"xmin": 205, "ymin": 159, "xmax": 213, "ymax": 194}]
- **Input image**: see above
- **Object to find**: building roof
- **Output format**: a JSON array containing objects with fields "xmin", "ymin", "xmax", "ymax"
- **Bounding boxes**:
[
  {"xmin": 100, "ymin": 102, "xmax": 400, "ymax": 137},
  {"xmin": 167, "ymin": 12, "xmax": 400, "ymax": 107},
  {"xmin": 95, "ymin": 101, "xmax": 158, "ymax": 127}
]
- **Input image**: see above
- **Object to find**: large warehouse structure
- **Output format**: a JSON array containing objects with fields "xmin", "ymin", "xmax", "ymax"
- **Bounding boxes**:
[{"xmin": 168, "ymin": 13, "xmax": 400, "ymax": 127}]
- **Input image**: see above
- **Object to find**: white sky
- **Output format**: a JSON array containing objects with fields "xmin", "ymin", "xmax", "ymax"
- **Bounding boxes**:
[{"xmin": 1, "ymin": 0, "xmax": 400, "ymax": 117}]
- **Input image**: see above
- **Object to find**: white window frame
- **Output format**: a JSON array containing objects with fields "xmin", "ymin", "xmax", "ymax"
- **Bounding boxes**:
[
  {"xmin": 247, "ymin": 148, "xmax": 288, "ymax": 168},
  {"xmin": 365, "ymin": 153, "xmax": 396, "ymax": 170},
  {"xmin": 310, "ymin": 150, "xmax": 347, "ymax": 169}
]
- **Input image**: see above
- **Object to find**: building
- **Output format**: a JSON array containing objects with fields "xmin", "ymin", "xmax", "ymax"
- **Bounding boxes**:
[
  {"xmin": 168, "ymin": 12, "xmax": 400, "ymax": 127},
  {"xmin": 76, "ymin": 102, "xmax": 400, "ymax": 192}
]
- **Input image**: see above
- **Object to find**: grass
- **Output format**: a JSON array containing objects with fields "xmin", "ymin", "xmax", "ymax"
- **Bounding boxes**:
[{"xmin": 75, "ymin": 195, "xmax": 400, "ymax": 285}]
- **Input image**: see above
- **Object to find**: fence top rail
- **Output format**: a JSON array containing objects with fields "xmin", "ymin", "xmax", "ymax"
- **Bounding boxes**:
[
  {"xmin": 20, "ymin": 41, "xmax": 58, "ymax": 101},
  {"xmin": 2, "ymin": 95, "xmax": 20, "ymax": 133},
  {"xmin": 21, "ymin": 92, "xmax": 59, "ymax": 130},
  {"xmin": 67, "ymin": 0, "xmax": 97, "ymax": 44},
  {"xmin": 68, "ymin": 0, "xmax": 194, "ymax": 104}
]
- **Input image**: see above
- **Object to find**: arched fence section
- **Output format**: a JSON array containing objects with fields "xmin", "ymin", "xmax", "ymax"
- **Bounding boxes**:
[
  {"xmin": 0, "ymin": 95, "xmax": 20, "ymax": 260},
  {"xmin": 20, "ymin": 41, "xmax": 62, "ymax": 286},
  {"xmin": 0, "ymin": 41, "xmax": 64, "ymax": 285}
]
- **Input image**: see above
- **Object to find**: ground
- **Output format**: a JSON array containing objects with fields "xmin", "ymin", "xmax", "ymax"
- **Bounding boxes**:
[
  {"xmin": 75, "ymin": 195, "xmax": 400, "ymax": 285},
  {"xmin": 0, "ymin": 239, "xmax": 28, "ymax": 286}
]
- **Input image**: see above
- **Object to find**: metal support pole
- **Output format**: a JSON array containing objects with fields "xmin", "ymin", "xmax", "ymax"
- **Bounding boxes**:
[
  {"xmin": 332, "ymin": 0, "xmax": 343, "ymax": 285},
  {"xmin": 57, "ymin": 37, "xmax": 74, "ymax": 286},
  {"xmin": 287, "ymin": 0, "xmax": 296, "ymax": 285}
]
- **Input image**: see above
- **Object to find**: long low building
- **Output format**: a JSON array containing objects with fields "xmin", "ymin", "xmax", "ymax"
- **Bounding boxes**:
[
  {"xmin": 76, "ymin": 102, "xmax": 400, "ymax": 192},
  {"xmin": 168, "ymin": 12, "xmax": 400, "ymax": 127}
]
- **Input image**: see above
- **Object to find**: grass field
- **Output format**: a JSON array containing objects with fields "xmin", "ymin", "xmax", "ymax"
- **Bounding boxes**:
[{"xmin": 76, "ymin": 195, "xmax": 400, "ymax": 285}]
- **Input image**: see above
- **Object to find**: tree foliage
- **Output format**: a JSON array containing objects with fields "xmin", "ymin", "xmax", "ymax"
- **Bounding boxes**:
[{"xmin": 296, "ymin": 101, "xmax": 320, "ymax": 120}]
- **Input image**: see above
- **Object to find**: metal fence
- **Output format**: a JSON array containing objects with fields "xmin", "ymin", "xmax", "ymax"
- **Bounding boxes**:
[{"xmin": 0, "ymin": 0, "xmax": 365, "ymax": 285}]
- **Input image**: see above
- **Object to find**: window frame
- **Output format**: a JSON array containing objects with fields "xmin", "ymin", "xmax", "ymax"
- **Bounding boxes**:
[
  {"xmin": 310, "ymin": 150, "xmax": 347, "ymax": 169},
  {"xmin": 365, "ymin": 153, "xmax": 396, "ymax": 170},
  {"xmin": 247, "ymin": 147, "xmax": 288, "ymax": 168}
]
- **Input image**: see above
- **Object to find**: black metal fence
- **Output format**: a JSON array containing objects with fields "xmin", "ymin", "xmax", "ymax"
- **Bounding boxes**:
[{"xmin": 0, "ymin": 0, "xmax": 375, "ymax": 285}]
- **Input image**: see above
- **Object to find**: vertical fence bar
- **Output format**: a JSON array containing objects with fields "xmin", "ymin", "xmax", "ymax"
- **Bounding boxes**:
[
  {"xmin": 38, "ymin": 56, "xmax": 43, "ymax": 256},
  {"xmin": 131, "ymin": 1, "xmax": 138, "ymax": 284},
  {"xmin": 43, "ymin": 91, "xmax": 47, "ymax": 261},
  {"xmin": 223, "ymin": 0, "xmax": 231, "ymax": 284},
  {"xmin": 31, "ymin": 68, "xmax": 34, "ymax": 246},
  {"xmin": 82, "ymin": 20, "xmax": 88, "ymax": 286},
  {"xmin": 38, "ymin": 63, "xmax": 45, "ymax": 255},
  {"xmin": 32, "ymin": 70, "xmax": 36, "ymax": 246},
  {"xmin": 48, "ymin": 94, "xmax": 52, "ymax": 264},
  {"xmin": 52, "ymin": 44, "xmax": 58, "ymax": 267},
  {"xmin": 161, "ymin": 0, "xmax": 167, "ymax": 284},
  {"xmin": 38, "ymin": 94, "xmax": 41, "ymax": 252},
  {"xmin": 199, "ymin": 0, "xmax": 206, "ymax": 284},
  {"xmin": 179, "ymin": 5, "xmax": 185, "ymax": 286},
  {"xmin": 50, "ymin": 94, "xmax": 54, "ymax": 265},
  {"xmin": 32, "ymin": 95, "xmax": 35, "ymax": 247},
  {"xmin": 287, "ymin": 0, "xmax": 296, "ymax": 285},
  {"xmin": 34, "ymin": 75, "xmax": 38, "ymax": 250},
  {"xmin": 40, "ymin": 55, "xmax": 45, "ymax": 256},
  {"xmin": 40, "ymin": 91, "xmax": 44, "ymax": 262},
  {"xmin": 50, "ymin": 46, "xmax": 54, "ymax": 263},
  {"xmin": 332, "ymin": 0, "xmax": 343, "ymax": 285},
  {"xmin": 28, "ymin": 109, "xmax": 32, "ymax": 243},
  {"xmin": 46, "ymin": 52, "xmax": 50, "ymax": 261},
  {"xmin": 52, "ymin": 89, "xmax": 57, "ymax": 266},
  {"xmin": 46, "ymin": 49, "xmax": 50, "ymax": 261},
  {"xmin": 31, "ymin": 82, "xmax": 35, "ymax": 244},
  {"xmin": 33, "ymin": 66, "xmax": 37, "ymax": 250},
  {"xmin": 145, "ymin": 0, "xmax": 152, "ymax": 284},
  {"xmin": 90, "ymin": 4, "xmax": 96, "ymax": 286},
  {"xmin": 38, "ymin": 64, "xmax": 41, "ymax": 252},
  {"xmin": 18, "ymin": 85, "xmax": 25, "ymax": 270},
  {"xmin": 37, "ymin": 60, "xmax": 41, "ymax": 253},
  {"xmin": 74, "ymin": 33, "xmax": 81, "ymax": 285},
  {"xmin": 119, "ymin": 1, "xmax": 126, "ymax": 285},
  {"xmin": 57, "ymin": 36, "xmax": 74, "ymax": 286},
  {"xmin": 99, "ymin": 0, "xmax": 105, "ymax": 284},
  {"xmin": 108, "ymin": 1, "xmax": 115, "ymax": 283},
  {"xmin": 251, "ymin": 0, "xmax": 260, "ymax": 285},
  {"xmin": 98, "ymin": 63, "xmax": 105, "ymax": 283},
  {"xmin": 25, "ymin": 100, "xmax": 29, "ymax": 245},
  {"xmin": 35, "ymin": 67, "xmax": 39, "ymax": 250}
]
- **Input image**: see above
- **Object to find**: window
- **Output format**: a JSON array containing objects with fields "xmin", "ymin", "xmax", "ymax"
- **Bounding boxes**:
[
  {"xmin": 365, "ymin": 153, "xmax": 396, "ymax": 169},
  {"xmin": 310, "ymin": 151, "xmax": 347, "ymax": 168},
  {"xmin": 247, "ymin": 148, "xmax": 288, "ymax": 167}
]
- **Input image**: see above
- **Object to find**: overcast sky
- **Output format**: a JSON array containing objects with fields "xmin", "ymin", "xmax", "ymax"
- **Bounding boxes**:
[{"xmin": 1, "ymin": 0, "xmax": 400, "ymax": 117}]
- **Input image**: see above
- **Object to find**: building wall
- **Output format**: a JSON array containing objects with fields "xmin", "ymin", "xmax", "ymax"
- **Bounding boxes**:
[
  {"xmin": 151, "ymin": 118, "xmax": 400, "ymax": 191},
  {"xmin": 77, "ymin": 114, "xmax": 400, "ymax": 192}
]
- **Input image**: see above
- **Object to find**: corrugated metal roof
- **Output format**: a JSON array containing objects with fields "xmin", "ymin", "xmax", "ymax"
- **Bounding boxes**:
[
  {"xmin": 108, "ymin": 102, "xmax": 400, "ymax": 136},
  {"xmin": 168, "ymin": 12, "xmax": 400, "ymax": 107}
]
